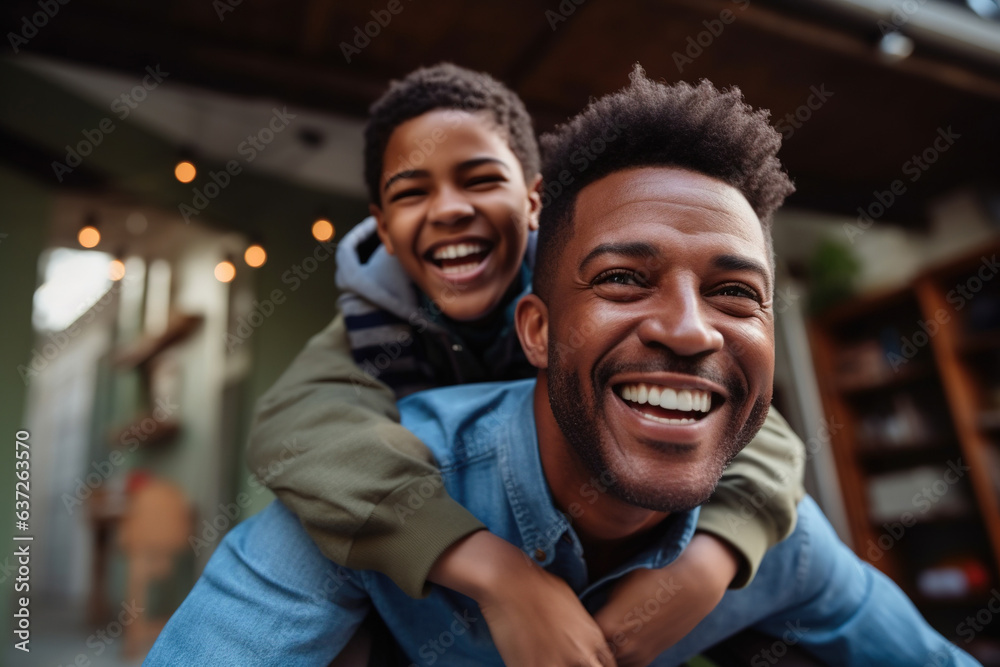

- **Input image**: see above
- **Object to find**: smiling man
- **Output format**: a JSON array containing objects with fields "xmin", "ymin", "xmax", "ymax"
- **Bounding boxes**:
[{"xmin": 145, "ymin": 68, "xmax": 978, "ymax": 666}]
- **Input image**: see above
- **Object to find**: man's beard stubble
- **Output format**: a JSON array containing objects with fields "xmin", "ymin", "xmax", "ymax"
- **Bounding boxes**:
[{"xmin": 546, "ymin": 350, "xmax": 771, "ymax": 513}]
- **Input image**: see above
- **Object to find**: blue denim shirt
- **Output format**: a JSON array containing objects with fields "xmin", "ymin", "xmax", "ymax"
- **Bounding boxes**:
[{"xmin": 146, "ymin": 380, "xmax": 978, "ymax": 666}]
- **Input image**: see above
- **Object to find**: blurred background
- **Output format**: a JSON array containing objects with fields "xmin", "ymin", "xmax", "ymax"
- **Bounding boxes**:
[{"xmin": 1, "ymin": 0, "xmax": 999, "ymax": 664}]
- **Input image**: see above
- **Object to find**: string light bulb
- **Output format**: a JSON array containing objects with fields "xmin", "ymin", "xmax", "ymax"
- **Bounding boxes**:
[
  {"xmin": 109, "ymin": 258, "xmax": 126, "ymax": 281},
  {"xmin": 312, "ymin": 218, "xmax": 334, "ymax": 242},
  {"xmin": 174, "ymin": 160, "xmax": 197, "ymax": 183},
  {"xmin": 244, "ymin": 244, "xmax": 267, "ymax": 268},
  {"xmin": 214, "ymin": 259, "xmax": 236, "ymax": 283},
  {"xmin": 78, "ymin": 225, "xmax": 101, "ymax": 248}
]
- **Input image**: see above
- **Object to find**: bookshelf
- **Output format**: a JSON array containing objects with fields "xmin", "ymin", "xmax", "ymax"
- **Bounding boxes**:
[{"xmin": 809, "ymin": 241, "xmax": 1000, "ymax": 647}]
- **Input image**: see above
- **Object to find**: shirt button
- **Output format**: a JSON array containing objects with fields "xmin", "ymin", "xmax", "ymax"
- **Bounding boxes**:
[
  {"xmin": 562, "ymin": 534, "xmax": 573, "ymax": 544},
  {"xmin": 534, "ymin": 549, "xmax": 546, "ymax": 562},
  {"xmin": 452, "ymin": 344, "xmax": 463, "ymax": 352}
]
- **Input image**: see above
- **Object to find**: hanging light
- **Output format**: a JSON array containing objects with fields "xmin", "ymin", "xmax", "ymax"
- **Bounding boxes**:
[
  {"xmin": 174, "ymin": 160, "xmax": 197, "ymax": 183},
  {"xmin": 244, "ymin": 243, "xmax": 267, "ymax": 268},
  {"xmin": 109, "ymin": 258, "xmax": 126, "ymax": 281},
  {"xmin": 312, "ymin": 218, "xmax": 334, "ymax": 242},
  {"xmin": 214, "ymin": 259, "xmax": 236, "ymax": 283},
  {"xmin": 78, "ymin": 214, "xmax": 100, "ymax": 248}
]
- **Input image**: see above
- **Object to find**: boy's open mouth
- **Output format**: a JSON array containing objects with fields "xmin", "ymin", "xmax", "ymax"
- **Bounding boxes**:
[{"xmin": 424, "ymin": 239, "xmax": 495, "ymax": 275}]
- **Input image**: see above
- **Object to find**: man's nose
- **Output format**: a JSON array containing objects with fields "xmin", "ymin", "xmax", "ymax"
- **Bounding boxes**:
[
  {"xmin": 428, "ymin": 186, "xmax": 475, "ymax": 226},
  {"xmin": 636, "ymin": 280, "xmax": 724, "ymax": 357}
]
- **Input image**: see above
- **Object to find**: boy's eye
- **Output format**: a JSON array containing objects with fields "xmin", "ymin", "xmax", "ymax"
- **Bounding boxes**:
[
  {"xmin": 389, "ymin": 188, "xmax": 426, "ymax": 202},
  {"xmin": 466, "ymin": 174, "xmax": 505, "ymax": 189}
]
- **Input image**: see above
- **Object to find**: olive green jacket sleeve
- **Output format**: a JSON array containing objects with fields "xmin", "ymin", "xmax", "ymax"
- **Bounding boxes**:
[
  {"xmin": 697, "ymin": 407, "xmax": 806, "ymax": 588},
  {"xmin": 245, "ymin": 313, "xmax": 485, "ymax": 599}
]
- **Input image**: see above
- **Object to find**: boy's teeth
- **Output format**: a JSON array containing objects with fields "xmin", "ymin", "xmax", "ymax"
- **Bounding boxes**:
[
  {"xmin": 441, "ymin": 262, "xmax": 480, "ymax": 275},
  {"xmin": 617, "ymin": 383, "xmax": 712, "ymax": 413},
  {"xmin": 433, "ymin": 242, "xmax": 486, "ymax": 261}
]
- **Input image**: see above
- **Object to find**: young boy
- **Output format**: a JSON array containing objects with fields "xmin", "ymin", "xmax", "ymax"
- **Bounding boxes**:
[{"xmin": 247, "ymin": 63, "xmax": 804, "ymax": 665}]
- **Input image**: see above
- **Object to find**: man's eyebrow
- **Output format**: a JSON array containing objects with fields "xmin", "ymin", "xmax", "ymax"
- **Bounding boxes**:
[
  {"xmin": 579, "ymin": 242, "xmax": 661, "ymax": 273},
  {"xmin": 713, "ymin": 254, "xmax": 772, "ymax": 292},
  {"xmin": 383, "ymin": 169, "xmax": 428, "ymax": 193}
]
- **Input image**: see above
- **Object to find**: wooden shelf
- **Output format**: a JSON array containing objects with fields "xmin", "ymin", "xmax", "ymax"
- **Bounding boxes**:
[
  {"xmin": 808, "ymin": 240, "xmax": 1000, "ymax": 630},
  {"xmin": 814, "ymin": 284, "xmax": 915, "ymax": 327},
  {"xmin": 837, "ymin": 364, "xmax": 934, "ymax": 396},
  {"xmin": 981, "ymin": 410, "xmax": 1000, "ymax": 433},
  {"xmin": 857, "ymin": 442, "xmax": 958, "ymax": 474},
  {"xmin": 113, "ymin": 313, "xmax": 202, "ymax": 369},
  {"xmin": 912, "ymin": 593, "xmax": 997, "ymax": 609},
  {"xmin": 959, "ymin": 331, "xmax": 1000, "ymax": 356}
]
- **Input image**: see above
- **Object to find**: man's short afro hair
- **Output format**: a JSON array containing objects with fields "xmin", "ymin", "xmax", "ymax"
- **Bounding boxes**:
[
  {"xmin": 364, "ymin": 63, "xmax": 539, "ymax": 205},
  {"xmin": 534, "ymin": 65, "xmax": 794, "ymax": 297}
]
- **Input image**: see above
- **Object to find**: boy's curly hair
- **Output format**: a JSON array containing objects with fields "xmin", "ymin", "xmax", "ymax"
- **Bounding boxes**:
[
  {"xmin": 535, "ymin": 65, "xmax": 795, "ymax": 297},
  {"xmin": 364, "ymin": 63, "xmax": 539, "ymax": 205}
]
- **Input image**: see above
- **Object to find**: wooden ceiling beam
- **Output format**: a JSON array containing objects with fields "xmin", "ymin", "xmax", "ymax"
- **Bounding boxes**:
[{"xmin": 666, "ymin": 0, "xmax": 1000, "ymax": 101}]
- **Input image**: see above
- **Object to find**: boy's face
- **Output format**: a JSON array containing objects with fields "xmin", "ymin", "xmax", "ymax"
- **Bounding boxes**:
[{"xmin": 372, "ymin": 109, "xmax": 542, "ymax": 322}]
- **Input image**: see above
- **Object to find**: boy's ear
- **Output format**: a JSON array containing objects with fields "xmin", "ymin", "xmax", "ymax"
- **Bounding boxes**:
[
  {"xmin": 526, "ymin": 174, "xmax": 543, "ymax": 232},
  {"xmin": 370, "ymin": 203, "xmax": 395, "ymax": 255},
  {"xmin": 515, "ymin": 293, "xmax": 549, "ymax": 369}
]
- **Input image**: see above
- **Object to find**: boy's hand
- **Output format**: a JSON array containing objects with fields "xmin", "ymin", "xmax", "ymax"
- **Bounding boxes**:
[
  {"xmin": 593, "ymin": 533, "xmax": 739, "ymax": 667},
  {"xmin": 430, "ymin": 531, "xmax": 616, "ymax": 667}
]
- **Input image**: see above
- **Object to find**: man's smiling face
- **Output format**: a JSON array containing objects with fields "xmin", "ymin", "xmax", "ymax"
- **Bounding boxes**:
[{"xmin": 529, "ymin": 166, "xmax": 775, "ymax": 512}]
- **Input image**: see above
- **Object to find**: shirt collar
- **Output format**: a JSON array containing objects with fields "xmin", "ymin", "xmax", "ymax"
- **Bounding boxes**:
[{"xmin": 498, "ymin": 381, "xmax": 700, "ymax": 591}]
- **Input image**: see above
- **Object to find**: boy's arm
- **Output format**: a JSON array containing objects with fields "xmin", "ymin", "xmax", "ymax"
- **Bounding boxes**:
[
  {"xmin": 696, "ymin": 406, "xmax": 805, "ymax": 587},
  {"xmin": 246, "ymin": 312, "xmax": 485, "ymax": 598},
  {"xmin": 248, "ymin": 313, "xmax": 617, "ymax": 666}
]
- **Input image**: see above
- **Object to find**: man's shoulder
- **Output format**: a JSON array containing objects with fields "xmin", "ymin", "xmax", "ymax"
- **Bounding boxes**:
[
  {"xmin": 746, "ymin": 495, "xmax": 869, "ymax": 610},
  {"xmin": 397, "ymin": 379, "xmax": 536, "ymax": 466}
]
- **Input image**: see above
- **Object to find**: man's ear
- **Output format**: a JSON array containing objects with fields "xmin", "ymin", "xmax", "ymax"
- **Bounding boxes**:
[
  {"xmin": 526, "ymin": 174, "xmax": 543, "ymax": 232},
  {"xmin": 371, "ymin": 203, "xmax": 395, "ymax": 255},
  {"xmin": 515, "ymin": 293, "xmax": 549, "ymax": 369}
]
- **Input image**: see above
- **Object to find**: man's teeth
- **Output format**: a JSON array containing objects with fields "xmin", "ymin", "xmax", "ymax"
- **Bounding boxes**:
[
  {"xmin": 619, "ymin": 384, "xmax": 712, "ymax": 413},
  {"xmin": 432, "ymin": 242, "xmax": 487, "ymax": 261}
]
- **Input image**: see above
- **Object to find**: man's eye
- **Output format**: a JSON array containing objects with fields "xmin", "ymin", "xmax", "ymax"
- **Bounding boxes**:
[
  {"xmin": 389, "ymin": 188, "xmax": 425, "ymax": 202},
  {"xmin": 593, "ymin": 270, "xmax": 644, "ymax": 287},
  {"xmin": 713, "ymin": 283, "xmax": 762, "ymax": 302}
]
